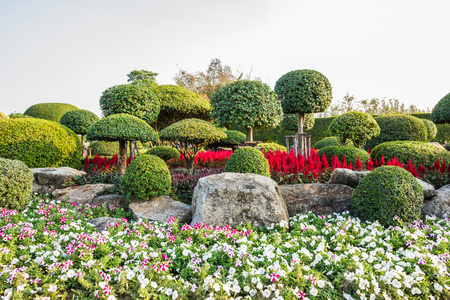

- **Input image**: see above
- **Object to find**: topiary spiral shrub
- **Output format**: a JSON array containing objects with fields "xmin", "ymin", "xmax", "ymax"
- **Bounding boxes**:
[
  {"xmin": 0, "ymin": 118, "xmax": 82, "ymax": 169},
  {"xmin": 371, "ymin": 141, "xmax": 450, "ymax": 169},
  {"xmin": 316, "ymin": 145, "xmax": 370, "ymax": 167},
  {"xmin": 0, "ymin": 158, "xmax": 34, "ymax": 210},
  {"xmin": 257, "ymin": 142, "xmax": 287, "ymax": 153},
  {"xmin": 313, "ymin": 137, "xmax": 354, "ymax": 149},
  {"xmin": 24, "ymin": 102, "xmax": 79, "ymax": 122},
  {"xmin": 147, "ymin": 146, "xmax": 180, "ymax": 161},
  {"xmin": 421, "ymin": 119, "xmax": 437, "ymax": 141},
  {"xmin": 121, "ymin": 155, "xmax": 171, "ymax": 202},
  {"xmin": 89, "ymin": 141, "xmax": 119, "ymax": 156},
  {"xmin": 352, "ymin": 165, "xmax": 424, "ymax": 227},
  {"xmin": 225, "ymin": 147, "xmax": 270, "ymax": 177}
]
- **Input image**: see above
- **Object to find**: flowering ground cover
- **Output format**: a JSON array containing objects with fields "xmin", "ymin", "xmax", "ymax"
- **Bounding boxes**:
[{"xmin": 1, "ymin": 197, "xmax": 450, "ymax": 299}]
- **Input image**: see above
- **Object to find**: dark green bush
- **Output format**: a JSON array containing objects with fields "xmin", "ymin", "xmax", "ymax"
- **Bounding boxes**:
[
  {"xmin": 89, "ymin": 141, "xmax": 119, "ymax": 156},
  {"xmin": 257, "ymin": 142, "xmax": 287, "ymax": 153},
  {"xmin": 371, "ymin": 141, "xmax": 450, "ymax": 169},
  {"xmin": 421, "ymin": 119, "xmax": 437, "ymax": 141},
  {"xmin": 352, "ymin": 166, "xmax": 423, "ymax": 227},
  {"xmin": 316, "ymin": 145, "xmax": 370, "ymax": 167},
  {"xmin": 225, "ymin": 147, "xmax": 270, "ymax": 177},
  {"xmin": 431, "ymin": 92, "xmax": 450, "ymax": 124},
  {"xmin": 121, "ymin": 155, "xmax": 171, "ymax": 202},
  {"xmin": 147, "ymin": 146, "xmax": 180, "ymax": 161},
  {"xmin": 0, "ymin": 158, "xmax": 34, "ymax": 210},
  {"xmin": 313, "ymin": 137, "xmax": 354, "ymax": 149},
  {"xmin": 24, "ymin": 103, "xmax": 78, "ymax": 122},
  {"xmin": 60, "ymin": 109, "xmax": 99, "ymax": 135},
  {"xmin": 281, "ymin": 113, "xmax": 315, "ymax": 132},
  {"xmin": 0, "ymin": 118, "xmax": 82, "ymax": 169}
]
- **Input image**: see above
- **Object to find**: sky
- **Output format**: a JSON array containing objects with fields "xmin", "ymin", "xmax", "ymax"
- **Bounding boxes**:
[{"xmin": 1, "ymin": 0, "xmax": 449, "ymax": 117}]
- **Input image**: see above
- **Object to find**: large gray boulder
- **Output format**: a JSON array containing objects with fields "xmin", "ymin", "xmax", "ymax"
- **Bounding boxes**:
[
  {"xmin": 129, "ymin": 195, "xmax": 192, "ymax": 224},
  {"xmin": 88, "ymin": 217, "xmax": 122, "ymax": 232},
  {"xmin": 279, "ymin": 183, "xmax": 354, "ymax": 217},
  {"xmin": 191, "ymin": 173, "xmax": 290, "ymax": 228},
  {"xmin": 91, "ymin": 194, "xmax": 127, "ymax": 210},
  {"xmin": 422, "ymin": 185, "xmax": 450, "ymax": 218},
  {"xmin": 52, "ymin": 184, "xmax": 114, "ymax": 204},
  {"xmin": 32, "ymin": 167, "xmax": 86, "ymax": 194}
]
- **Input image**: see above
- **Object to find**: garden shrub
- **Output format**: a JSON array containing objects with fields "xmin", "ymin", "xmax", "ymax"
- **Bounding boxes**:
[
  {"xmin": 316, "ymin": 145, "xmax": 370, "ymax": 167},
  {"xmin": 23, "ymin": 102, "xmax": 78, "ymax": 122},
  {"xmin": 8, "ymin": 113, "xmax": 32, "ymax": 119},
  {"xmin": 60, "ymin": 109, "xmax": 99, "ymax": 147},
  {"xmin": 121, "ymin": 155, "xmax": 171, "ymax": 201},
  {"xmin": 371, "ymin": 141, "xmax": 450, "ymax": 169},
  {"xmin": 0, "ymin": 112, "xmax": 6, "ymax": 119},
  {"xmin": 0, "ymin": 158, "xmax": 34, "ymax": 210},
  {"xmin": 89, "ymin": 141, "xmax": 119, "ymax": 156},
  {"xmin": 352, "ymin": 165, "xmax": 424, "ymax": 227},
  {"xmin": 257, "ymin": 142, "xmax": 287, "ymax": 153},
  {"xmin": 313, "ymin": 137, "xmax": 353, "ymax": 149},
  {"xmin": 411, "ymin": 112, "xmax": 450, "ymax": 144},
  {"xmin": 225, "ymin": 147, "xmax": 270, "ymax": 177},
  {"xmin": 218, "ymin": 130, "xmax": 247, "ymax": 147},
  {"xmin": 421, "ymin": 119, "xmax": 437, "ymax": 141},
  {"xmin": 307, "ymin": 116, "xmax": 336, "ymax": 144},
  {"xmin": 0, "ymin": 118, "xmax": 82, "ymax": 169},
  {"xmin": 431, "ymin": 92, "xmax": 450, "ymax": 125},
  {"xmin": 147, "ymin": 146, "xmax": 180, "ymax": 161}
]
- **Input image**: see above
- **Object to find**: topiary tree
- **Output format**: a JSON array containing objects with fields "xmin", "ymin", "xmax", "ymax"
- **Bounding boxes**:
[
  {"xmin": 159, "ymin": 118, "xmax": 226, "ymax": 170},
  {"xmin": 225, "ymin": 147, "xmax": 271, "ymax": 177},
  {"xmin": 0, "ymin": 158, "xmax": 34, "ymax": 210},
  {"xmin": 86, "ymin": 114, "xmax": 159, "ymax": 174},
  {"xmin": 421, "ymin": 119, "xmax": 437, "ymax": 141},
  {"xmin": 256, "ymin": 142, "xmax": 287, "ymax": 153},
  {"xmin": 211, "ymin": 80, "xmax": 283, "ymax": 142},
  {"xmin": 89, "ymin": 141, "xmax": 119, "ymax": 156},
  {"xmin": 352, "ymin": 166, "xmax": 423, "ymax": 227},
  {"xmin": 147, "ymin": 146, "xmax": 180, "ymax": 161},
  {"xmin": 24, "ymin": 103, "xmax": 79, "ymax": 122},
  {"xmin": 431, "ymin": 92, "xmax": 450, "ymax": 125},
  {"xmin": 151, "ymin": 85, "xmax": 211, "ymax": 132},
  {"xmin": 60, "ymin": 109, "xmax": 99, "ymax": 148},
  {"xmin": 275, "ymin": 69, "xmax": 332, "ymax": 133},
  {"xmin": 281, "ymin": 113, "xmax": 315, "ymax": 132},
  {"xmin": 328, "ymin": 111, "xmax": 380, "ymax": 148},
  {"xmin": 316, "ymin": 145, "xmax": 370, "ymax": 167}
]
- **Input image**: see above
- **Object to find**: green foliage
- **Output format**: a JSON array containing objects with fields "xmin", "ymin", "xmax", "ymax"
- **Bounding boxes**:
[
  {"xmin": 421, "ymin": 119, "xmax": 437, "ymax": 141},
  {"xmin": 127, "ymin": 70, "xmax": 158, "ymax": 87},
  {"xmin": 0, "ymin": 118, "xmax": 82, "ymax": 169},
  {"xmin": 89, "ymin": 141, "xmax": 119, "ymax": 156},
  {"xmin": 121, "ymin": 155, "xmax": 171, "ymax": 201},
  {"xmin": 328, "ymin": 111, "xmax": 380, "ymax": 148},
  {"xmin": 316, "ymin": 145, "xmax": 370, "ymax": 167},
  {"xmin": 410, "ymin": 113, "xmax": 450, "ymax": 144},
  {"xmin": 8, "ymin": 113, "xmax": 32, "ymax": 119},
  {"xmin": 313, "ymin": 137, "xmax": 354, "ymax": 149},
  {"xmin": 0, "ymin": 112, "xmax": 6, "ymax": 119},
  {"xmin": 99, "ymin": 85, "xmax": 160, "ymax": 124},
  {"xmin": 431, "ymin": 92, "xmax": 450, "ymax": 124},
  {"xmin": 87, "ymin": 114, "xmax": 159, "ymax": 143},
  {"xmin": 147, "ymin": 146, "xmax": 180, "ymax": 161},
  {"xmin": 23, "ymin": 102, "xmax": 78, "ymax": 122},
  {"xmin": 60, "ymin": 109, "xmax": 99, "ymax": 135},
  {"xmin": 257, "ymin": 142, "xmax": 287, "ymax": 153},
  {"xmin": 151, "ymin": 85, "xmax": 211, "ymax": 132},
  {"xmin": 364, "ymin": 114, "xmax": 427, "ymax": 150},
  {"xmin": 209, "ymin": 130, "xmax": 247, "ymax": 148},
  {"xmin": 352, "ymin": 166, "xmax": 423, "ymax": 227},
  {"xmin": 307, "ymin": 116, "xmax": 336, "ymax": 145},
  {"xmin": 281, "ymin": 113, "xmax": 315, "ymax": 132},
  {"xmin": 225, "ymin": 147, "xmax": 270, "ymax": 177},
  {"xmin": 371, "ymin": 141, "xmax": 450, "ymax": 169},
  {"xmin": 0, "ymin": 158, "xmax": 33, "ymax": 210}
]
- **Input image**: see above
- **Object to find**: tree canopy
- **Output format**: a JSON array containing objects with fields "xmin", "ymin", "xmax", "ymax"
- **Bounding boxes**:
[{"xmin": 127, "ymin": 70, "xmax": 158, "ymax": 87}]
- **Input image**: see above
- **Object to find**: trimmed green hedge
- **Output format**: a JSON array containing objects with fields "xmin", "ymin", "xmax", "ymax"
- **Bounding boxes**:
[
  {"xmin": 0, "ymin": 158, "xmax": 34, "ymax": 210},
  {"xmin": 89, "ymin": 141, "xmax": 119, "ymax": 156},
  {"xmin": 225, "ymin": 147, "xmax": 270, "ymax": 177},
  {"xmin": 410, "ymin": 113, "xmax": 450, "ymax": 143},
  {"xmin": 147, "ymin": 146, "xmax": 180, "ymax": 161},
  {"xmin": 316, "ymin": 145, "xmax": 370, "ymax": 167},
  {"xmin": 24, "ymin": 103, "xmax": 78, "ymax": 122},
  {"xmin": 313, "ymin": 137, "xmax": 353, "ymax": 149},
  {"xmin": 421, "ymin": 119, "xmax": 437, "ymax": 141},
  {"xmin": 257, "ymin": 142, "xmax": 287, "ymax": 153}
]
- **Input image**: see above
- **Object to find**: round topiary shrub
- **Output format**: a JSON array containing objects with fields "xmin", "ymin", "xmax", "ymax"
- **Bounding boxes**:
[
  {"xmin": 257, "ymin": 142, "xmax": 287, "ymax": 153},
  {"xmin": 121, "ymin": 155, "xmax": 171, "ymax": 201},
  {"xmin": 431, "ymin": 92, "xmax": 450, "ymax": 124},
  {"xmin": 316, "ymin": 145, "xmax": 370, "ymax": 167},
  {"xmin": 364, "ymin": 114, "xmax": 427, "ymax": 150},
  {"xmin": 313, "ymin": 137, "xmax": 354, "ymax": 149},
  {"xmin": 0, "ymin": 158, "xmax": 34, "ymax": 210},
  {"xmin": 147, "ymin": 146, "xmax": 180, "ymax": 161},
  {"xmin": 352, "ymin": 165, "xmax": 424, "ymax": 227},
  {"xmin": 209, "ymin": 130, "xmax": 247, "ymax": 149},
  {"xmin": 371, "ymin": 141, "xmax": 450, "ymax": 169},
  {"xmin": 60, "ymin": 109, "xmax": 99, "ymax": 147},
  {"xmin": 24, "ymin": 103, "xmax": 79, "ymax": 122},
  {"xmin": 225, "ymin": 147, "xmax": 270, "ymax": 177},
  {"xmin": 421, "ymin": 119, "xmax": 437, "ymax": 141},
  {"xmin": 0, "ymin": 118, "xmax": 82, "ymax": 169},
  {"xmin": 281, "ymin": 113, "xmax": 315, "ymax": 132},
  {"xmin": 89, "ymin": 141, "xmax": 119, "ymax": 156}
]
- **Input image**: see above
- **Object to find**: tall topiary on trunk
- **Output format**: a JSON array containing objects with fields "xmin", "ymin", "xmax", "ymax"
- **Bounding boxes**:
[
  {"xmin": 211, "ymin": 80, "xmax": 283, "ymax": 142},
  {"xmin": 431, "ymin": 92, "xmax": 450, "ymax": 125},
  {"xmin": 60, "ymin": 109, "xmax": 99, "ymax": 148},
  {"xmin": 86, "ymin": 114, "xmax": 158, "ymax": 174},
  {"xmin": 275, "ymin": 69, "xmax": 332, "ymax": 133}
]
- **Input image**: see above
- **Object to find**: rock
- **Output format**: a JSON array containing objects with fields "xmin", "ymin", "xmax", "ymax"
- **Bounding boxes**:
[
  {"xmin": 129, "ymin": 195, "xmax": 191, "ymax": 224},
  {"xmin": 279, "ymin": 183, "xmax": 354, "ymax": 217},
  {"xmin": 416, "ymin": 178, "xmax": 436, "ymax": 199},
  {"xmin": 88, "ymin": 217, "xmax": 122, "ymax": 231},
  {"xmin": 52, "ymin": 184, "xmax": 115, "ymax": 204},
  {"xmin": 328, "ymin": 168, "xmax": 370, "ymax": 188},
  {"xmin": 32, "ymin": 167, "xmax": 86, "ymax": 195},
  {"xmin": 191, "ymin": 173, "xmax": 289, "ymax": 228},
  {"xmin": 422, "ymin": 184, "xmax": 450, "ymax": 218},
  {"xmin": 91, "ymin": 194, "xmax": 127, "ymax": 210}
]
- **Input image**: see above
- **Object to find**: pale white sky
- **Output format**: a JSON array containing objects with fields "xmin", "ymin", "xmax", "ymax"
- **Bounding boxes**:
[{"xmin": 1, "ymin": 0, "xmax": 449, "ymax": 117}]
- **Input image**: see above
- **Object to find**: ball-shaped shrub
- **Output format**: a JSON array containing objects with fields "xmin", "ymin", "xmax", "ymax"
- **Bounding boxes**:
[
  {"xmin": 147, "ymin": 146, "xmax": 180, "ymax": 161},
  {"xmin": 24, "ymin": 103, "xmax": 78, "ymax": 122},
  {"xmin": 313, "ymin": 137, "xmax": 354, "ymax": 149},
  {"xmin": 431, "ymin": 92, "xmax": 450, "ymax": 124},
  {"xmin": 0, "ymin": 118, "xmax": 82, "ymax": 169},
  {"xmin": 328, "ymin": 111, "xmax": 380, "ymax": 148},
  {"xmin": 60, "ymin": 109, "xmax": 99, "ymax": 135},
  {"xmin": 89, "ymin": 141, "xmax": 119, "ymax": 156},
  {"xmin": 421, "ymin": 119, "xmax": 437, "ymax": 141},
  {"xmin": 0, "ymin": 158, "xmax": 34, "ymax": 210},
  {"xmin": 352, "ymin": 166, "xmax": 423, "ymax": 227},
  {"xmin": 121, "ymin": 155, "xmax": 171, "ymax": 201},
  {"xmin": 257, "ymin": 143, "xmax": 287, "ymax": 153},
  {"xmin": 317, "ymin": 145, "xmax": 370, "ymax": 167},
  {"xmin": 0, "ymin": 112, "xmax": 6, "ymax": 119},
  {"xmin": 371, "ymin": 141, "xmax": 450, "ymax": 169},
  {"xmin": 209, "ymin": 130, "xmax": 247, "ymax": 148},
  {"xmin": 225, "ymin": 147, "xmax": 270, "ymax": 177},
  {"xmin": 364, "ymin": 114, "xmax": 427, "ymax": 150},
  {"xmin": 281, "ymin": 113, "xmax": 315, "ymax": 132}
]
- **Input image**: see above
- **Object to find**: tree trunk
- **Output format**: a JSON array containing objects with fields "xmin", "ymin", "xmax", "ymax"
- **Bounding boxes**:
[
  {"xmin": 186, "ymin": 156, "xmax": 195, "ymax": 172},
  {"xmin": 298, "ymin": 112, "xmax": 305, "ymax": 134},
  {"xmin": 246, "ymin": 127, "xmax": 254, "ymax": 142},
  {"xmin": 129, "ymin": 142, "xmax": 135, "ymax": 160},
  {"xmin": 135, "ymin": 141, "xmax": 140, "ymax": 156},
  {"xmin": 118, "ymin": 140, "xmax": 127, "ymax": 174}
]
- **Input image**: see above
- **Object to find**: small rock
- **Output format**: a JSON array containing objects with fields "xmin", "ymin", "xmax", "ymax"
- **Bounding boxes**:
[
  {"xmin": 328, "ymin": 168, "xmax": 370, "ymax": 188},
  {"xmin": 32, "ymin": 167, "xmax": 86, "ymax": 195},
  {"xmin": 422, "ymin": 184, "xmax": 450, "ymax": 218},
  {"xmin": 91, "ymin": 194, "xmax": 127, "ymax": 210},
  {"xmin": 416, "ymin": 178, "xmax": 436, "ymax": 200},
  {"xmin": 129, "ymin": 195, "xmax": 191, "ymax": 224},
  {"xmin": 52, "ymin": 184, "xmax": 115, "ymax": 204},
  {"xmin": 88, "ymin": 217, "xmax": 122, "ymax": 231}
]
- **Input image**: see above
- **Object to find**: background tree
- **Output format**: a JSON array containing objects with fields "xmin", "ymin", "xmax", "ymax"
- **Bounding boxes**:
[
  {"xmin": 86, "ymin": 114, "xmax": 158, "ymax": 174},
  {"xmin": 211, "ymin": 80, "xmax": 283, "ymax": 142},
  {"xmin": 127, "ymin": 70, "xmax": 158, "ymax": 87},
  {"xmin": 60, "ymin": 109, "xmax": 99, "ymax": 148},
  {"xmin": 275, "ymin": 69, "xmax": 332, "ymax": 133},
  {"xmin": 431, "ymin": 92, "xmax": 450, "ymax": 125}
]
